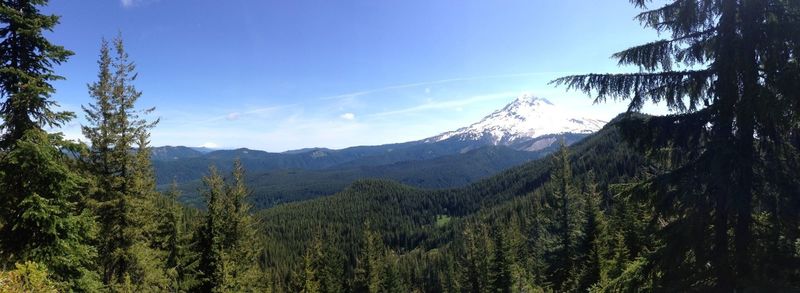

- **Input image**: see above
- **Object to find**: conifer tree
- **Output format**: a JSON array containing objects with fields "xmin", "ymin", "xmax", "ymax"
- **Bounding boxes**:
[
  {"xmin": 316, "ymin": 233, "xmax": 345, "ymax": 293},
  {"xmin": 576, "ymin": 172, "xmax": 607, "ymax": 289},
  {"xmin": 196, "ymin": 161, "xmax": 260, "ymax": 292},
  {"xmin": 296, "ymin": 239, "xmax": 321, "ymax": 293},
  {"xmin": 553, "ymin": 0, "xmax": 800, "ymax": 289},
  {"xmin": 354, "ymin": 223, "xmax": 384, "ymax": 293},
  {"xmin": 489, "ymin": 229, "xmax": 512, "ymax": 293},
  {"xmin": 156, "ymin": 181, "xmax": 191, "ymax": 292},
  {"xmin": 223, "ymin": 160, "xmax": 261, "ymax": 290},
  {"xmin": 0, "ymin": 131, "xmax": 101, "ymax": 291},
  {"xmin": 0, "ymin": 0, "xmax": 99, "ymax": 290},
  {"xmin": 547, "ymin": 141, "xmax": 583, "ymax": 290},
  {"xmin": 0, "ymin": 0, "xmax": 73, "ymax": 145},
  {"xmin": 381, "ymin": 250, "xmax": 406, "ymax": 293},
  {"xmin": 197, "ymin": 166, "xmax": 226, "ymax": 293},
  {"xmin": 527, "ymin": 189, "xmax": 551, "ymax": 287},
  {"xmin": 82, "ymin": 36, "xmax": 163, "ymax": 290},
  {"xmin": 460, "ymin": 223, "xmax": 491, "ymax": 293}
]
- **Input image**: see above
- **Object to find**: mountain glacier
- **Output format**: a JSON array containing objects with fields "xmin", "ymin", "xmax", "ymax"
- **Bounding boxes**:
[{"xmin": 426, "ymin": 94, "xmax": 606, "ymax": 151}]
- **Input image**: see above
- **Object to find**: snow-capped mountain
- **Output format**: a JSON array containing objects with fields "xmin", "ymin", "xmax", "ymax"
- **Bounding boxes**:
[{"xmin": 426, "ymin": 94, "xmax": 606, "ymax": 151}]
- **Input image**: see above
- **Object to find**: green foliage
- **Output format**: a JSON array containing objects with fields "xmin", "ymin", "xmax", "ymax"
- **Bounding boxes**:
[
  {"xmin": 167, "ymin": 145, "xmax": 547, "ymax": 209},
  {"xmin": 0, "ymin": 1, "xmax": 99, "ymax": 291},
  {"xmin": 81, "ymin": 35, "xmax": 166, "ymax": 291},
  {"xmin": 2, "ymin": 1, "xmax": 798, "ymax": 292},
  {"xmin": 489, "ymin": 229, "xmax": 513, "ymax": 293},
  {"xmin": 260, "ymin": 122, "xmax": 648, "ymax": 292},
  {"xmin": 0, "ymin": 261, "xmax": 58, "ymax": 293},
  {"xmin": 196, "ymin": 161, "xmax": 262, "ymax": 292},
  {"xmin": 0, "ymin": 0, "xmax": 75, "ymax": 145},
  {"xmin": 553, "ymin": 0, "xmax": 800, "ymax": 290},
  {"xmin": 0, "ymin": 130, "xmax": 101, "ymax": 291},
  {"xmin": 354, "ymin": 223, "xmax": 385, "ymax": 293}
]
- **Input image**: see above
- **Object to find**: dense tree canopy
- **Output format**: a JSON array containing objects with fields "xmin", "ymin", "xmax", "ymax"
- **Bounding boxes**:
[{"xmin": 1, "ymin": 0, "xmax": 798, "ymax": 292}]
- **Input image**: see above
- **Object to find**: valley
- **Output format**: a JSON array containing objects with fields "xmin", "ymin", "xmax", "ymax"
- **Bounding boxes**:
[{"xmin": 154, "ymin": 95, "xmax": 602, "ymax": 208}]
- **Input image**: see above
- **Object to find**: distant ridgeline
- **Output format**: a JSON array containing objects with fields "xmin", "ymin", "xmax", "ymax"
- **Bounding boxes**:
[
  {"xmin": 152, "ymin": 95, "xmax": 605, "ymax": 209},
  {"xmin": 257, "ymin": 113, "xmax": 650, "ymax": 291}
]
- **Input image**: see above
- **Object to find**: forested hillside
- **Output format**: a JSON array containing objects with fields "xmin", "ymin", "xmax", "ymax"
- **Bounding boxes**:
[
  {"xmin": 173, "ymin": 145, "xmax": 549, "ymax": 209},
  {"xmin": 153, "ymin": 131, "xmax": 589, "ymax": 210},
  {"xmin": 0, "ymin": 0, "xmax": 798, "ymax": 292},
  {"xmin": 256, "ymin": 116, "xmax": 649, "ymax": 291}
]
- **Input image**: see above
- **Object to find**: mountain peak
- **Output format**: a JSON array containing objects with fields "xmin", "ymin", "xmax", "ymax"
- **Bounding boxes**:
[
  {"xmin": 427, "ymin": 93, "xmax": 606, "ymax": 146},
  {"xmin": 509, "ymin": 94, "xmax": 552, "ymax": 107}
]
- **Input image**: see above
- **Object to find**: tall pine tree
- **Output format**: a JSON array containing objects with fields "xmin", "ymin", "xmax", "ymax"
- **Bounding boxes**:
[
  {"xmin": 553, "ymin": 0, "xmax": 800, "ymax": 290},
  {"xmin": 0, "ymin": 0, "xmax": 99, "ymax": 290},
  {"xmin": 82, "ymin": 35, "xmax": 163, "ymax": 291},
  {"xmin": 547, "ymin": 141, "xmax": 583, "ymax": 290},
  {"xmin": 196, "ymin": 161, "xmax": 260, "ymax": 292},
  {"xmin": 354, "ymin": 222, "xmax": 384, "ymax": 293}
]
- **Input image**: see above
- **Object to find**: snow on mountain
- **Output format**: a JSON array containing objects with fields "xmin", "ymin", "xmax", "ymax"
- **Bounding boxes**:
[{"xmin": 426, "ymin": 94, "xmax": 606, "ymax": 147}]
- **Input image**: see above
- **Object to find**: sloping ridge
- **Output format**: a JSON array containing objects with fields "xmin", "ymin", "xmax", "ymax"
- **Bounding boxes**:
[{"xmin": 258, "ymin": 115, "xmax": 647, "ymax": 259}]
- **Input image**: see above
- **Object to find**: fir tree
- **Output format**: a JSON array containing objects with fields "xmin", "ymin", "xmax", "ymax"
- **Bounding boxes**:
[
  {"xmin": 489, "ymin": 229, "xmax": 512, "ymax": 293},
  {"xmin": 0, "ymin": 0, "xmax": 99, "ymax": 290},
  {"xmin": 0, "ymin": 131, "xmax": 101, "ymax": 291},
  {"xmin": 296, "ymin": 239, "xmax": 321, "ymax": 293},
  {"xmin": 196, "ymin": 161, "xmax": 260, "ymax": 292},
  {"xmin": 381, "ymin": 250, "xmax": 406, "ymax": 293},
  {"xmin": 316, "ymin": 234, "xmax": 345, "ymax": 293},
  {"xmin": 460, "ymin": 223, "xmax": 491, "ymax": 293},
  {"xmin": 82, "ymin": 36, "xmax": 163, "ymax": 291},
  {"xmin": 576, "ymin": 172, "xmax": 607, "ymax": 290},
  {"xmin": 0, "ymin": 0, "xmax": 74, "ymax": 145},
  {"xmin": 552, "ymin": 0, "xmax": 800, "ymax": 290},
  {"xmin": 354, "ymin": 223, "xmax": 384, "ymax": 293},
  {"xmin": 196, "ymin": 166, "xmax": 226, "ymax": 293},
  {"xmin": 156, "ymin": 181, "xmax": 192, "ymax": 292},
  {"xmin": 223, "ymin": 160, "xmax": 261, "ymax": 290},
  {"xmin": 547, "ymin": 141, "xmax": 583, "ymax": 290}
]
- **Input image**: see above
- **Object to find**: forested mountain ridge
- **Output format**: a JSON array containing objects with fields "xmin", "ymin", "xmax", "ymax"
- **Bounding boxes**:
[
  {"xmin": 151, "ymin": 95, "xmax": 601, "ymax": 186},
  {"xmin": 171, "ymin": 142, "xmax": 578, "ymax": 209},
  {"xmin": 152, "ymin": 95, "xmax": 598, "ymax": 209},
  {"xmin": 257, "ymin": 115, "xmax": 648, "ymax": 290}
]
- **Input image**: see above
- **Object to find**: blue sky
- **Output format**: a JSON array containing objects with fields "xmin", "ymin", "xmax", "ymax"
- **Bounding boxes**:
[{"xmin": 45, "ymin": 0, "xmax": 668, "ymax": 151}]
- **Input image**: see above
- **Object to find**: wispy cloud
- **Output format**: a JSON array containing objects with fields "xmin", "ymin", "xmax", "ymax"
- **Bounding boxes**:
[
  {"xmin": 201, "ymin": 104, "xmax": 295, "ymax": 123},
  {"xmin": 369, "ymin": 91, "xmax": 521, "ymax": 117},
  {"xmin": 120, "ymin": 0, "xmax": 161, "ymax": 8},
  {"xmin": 317, "ymin": 72, "xmax": 575, "ymax": 101},
  {"xmin": 340, "ymin": 113, "xmax": 356, "ymax": 120}
]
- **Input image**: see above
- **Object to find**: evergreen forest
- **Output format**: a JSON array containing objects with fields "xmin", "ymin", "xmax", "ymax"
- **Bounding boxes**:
[{"xmin": 0, "ymin": 0, "xmax": 798, "ymax": 292}]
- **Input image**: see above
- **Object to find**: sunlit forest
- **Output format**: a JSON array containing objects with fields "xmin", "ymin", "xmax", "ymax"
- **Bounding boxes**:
[{"xmin": 0, "ymin": 0, "xmax": 799, "ymax": 292}]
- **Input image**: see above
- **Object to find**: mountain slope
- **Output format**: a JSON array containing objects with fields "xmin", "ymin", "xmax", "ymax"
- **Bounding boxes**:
[
  {"xmin": 150, "ymin": 146, "xmax": 204, "ymax": 161},
  {"xmin": 257, "ymin": 116, "xmax": 647, "ymax": 282},
  {"xmin": 154, "ymin": 94, "xmax": 609, "ymax": 208},
  {"xmin": 427, "ymin": 94, "xmax": 605, "ymax": 150},
  {"xmin": 173, "ymin": 145, "xmax": 548, "ymax": 209}
]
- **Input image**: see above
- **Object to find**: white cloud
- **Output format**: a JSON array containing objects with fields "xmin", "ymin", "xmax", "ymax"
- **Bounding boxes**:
[
  {"xmin": 199, "ymin": 142, "xmax": 219, "ymax": 148},
  {"xmin": 340, "ymin": 113, "xmax": 356, "ymax": 120},
  {"xmin": 226, "ymin": 112, "xmax": 241, "ymax": 121},
  {"xmin": 120, "ymin": 0, "xmax": 161, "ymax": 8},
  {"xmin": 197, "ymin": 104, "xmax": 294, "ymax": 124},
  {"xmin": 317, "ymin": 72, "xmax": 575, "ymax": 101},
  {"xmin": 370, "ymin": 91, "xmax": 520, "ymax": 117},
  {"xmin": 425, "ymin": 87, "xmax": 431, "ymax": 94}
]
